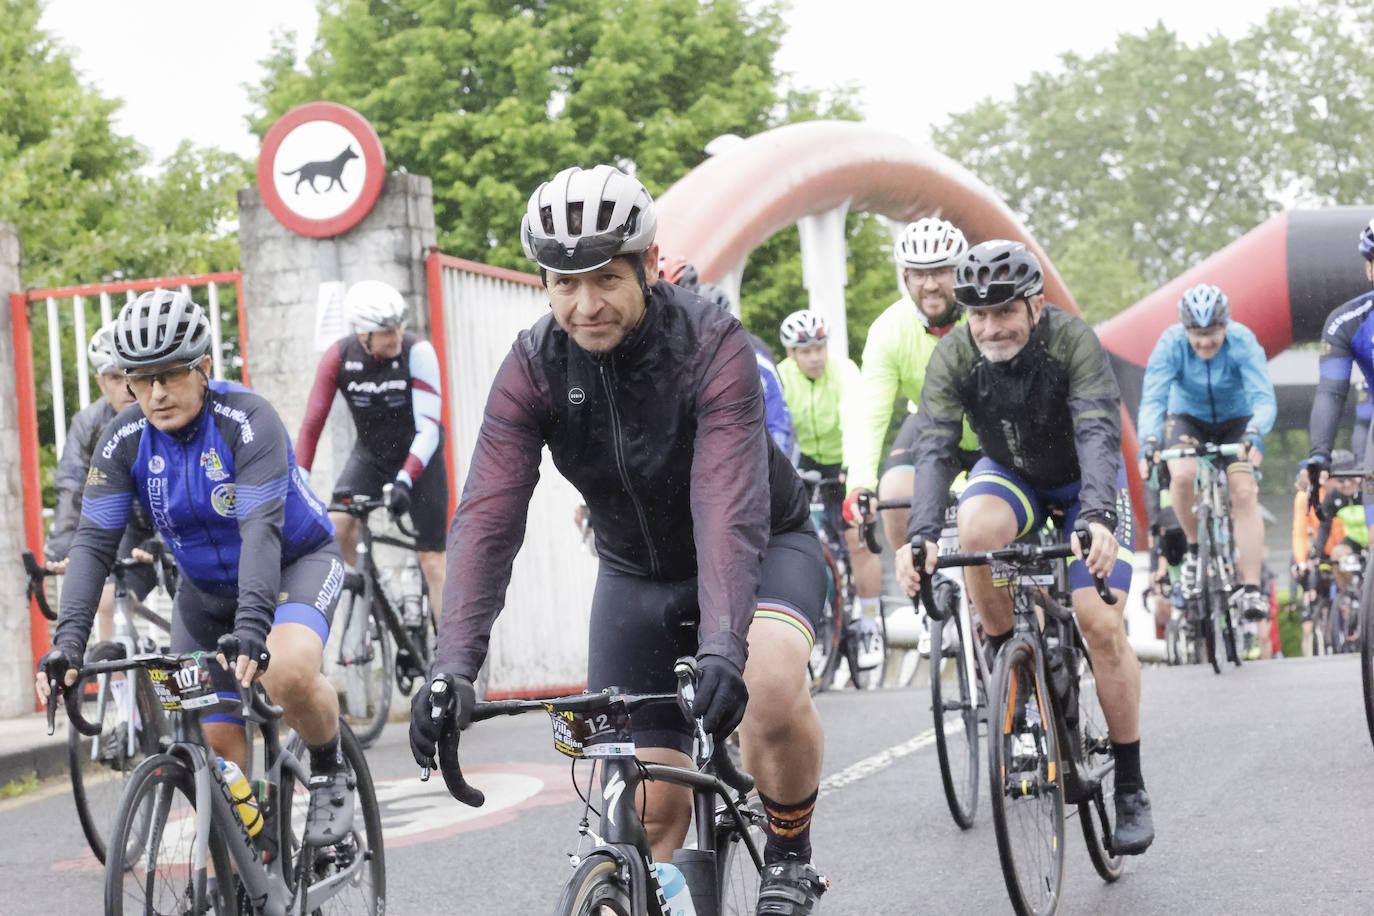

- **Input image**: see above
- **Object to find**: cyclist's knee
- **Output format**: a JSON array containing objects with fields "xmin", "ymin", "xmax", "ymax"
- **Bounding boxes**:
[
  {"xmin": 1229, "ymin": 473, "xmax": 1259, "ymax": 505},
  {"xmin": 1074, "ymin": 598, "xmax": 1129, "ymax": 653},
  {"xmin": 1166, "ymin": 459, "xmax": 1197, "ymax": 489},
  {"xmin": 262, "ymin": 625, "xmax": 326, "ymax": 697},
  {"xmin": 956, "ymin": 496, "xmax": 1017, "ymax": 551},
  {"xmin": 877, "ymin": 467, "xmax": 913, "ymax": 500}
]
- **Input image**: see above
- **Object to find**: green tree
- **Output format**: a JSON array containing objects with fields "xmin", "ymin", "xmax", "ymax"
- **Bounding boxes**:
[{"xmin": 932, "ymin": 0, "xmax": 1374, "ymax": 322}]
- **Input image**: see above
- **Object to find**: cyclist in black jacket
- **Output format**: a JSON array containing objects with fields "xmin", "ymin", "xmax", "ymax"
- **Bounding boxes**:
[
  {"xmin": 895, "ymin": 240, "xmax": 1153, "ymax": 855},
  {"xmin": 409, "ymin": 165, "xmax": 828, "ymax": 911}
]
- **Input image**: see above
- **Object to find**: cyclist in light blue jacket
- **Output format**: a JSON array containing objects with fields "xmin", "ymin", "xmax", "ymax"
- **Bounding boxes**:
[{"xmin": 1136, "ymin": 283, "xmax": 1277, "ymax": 622}]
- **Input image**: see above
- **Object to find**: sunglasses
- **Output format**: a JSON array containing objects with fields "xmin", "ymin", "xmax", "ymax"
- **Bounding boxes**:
[{"xmin": 126, "ymin": 360, "xmax": 202, "ymax": 393}]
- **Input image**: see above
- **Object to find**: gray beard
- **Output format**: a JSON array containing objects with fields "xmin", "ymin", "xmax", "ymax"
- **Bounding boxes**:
[{"xmin": 976, "ymin": 340, "xmax": 1025, "ymax": 363}]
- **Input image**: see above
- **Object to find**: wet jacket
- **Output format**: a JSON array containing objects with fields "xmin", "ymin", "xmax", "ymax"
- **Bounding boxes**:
[{"xmin": 438, "ymin": 281, "xmax": 811, "ymax": 681}]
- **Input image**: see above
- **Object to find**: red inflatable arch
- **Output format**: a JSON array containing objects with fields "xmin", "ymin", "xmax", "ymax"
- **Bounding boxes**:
[{"xmin": 654, "ymin": 120, "xmax": 1150, "ymax": 519}]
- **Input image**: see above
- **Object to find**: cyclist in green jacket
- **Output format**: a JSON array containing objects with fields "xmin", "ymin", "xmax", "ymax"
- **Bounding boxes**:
[
  {"xmin": 842, "ymin": 218, "xmax": 979, "ymax": 553},
  {"xmin": 777, "ymin": 310, "xmax": 879, "ymax": 602}
]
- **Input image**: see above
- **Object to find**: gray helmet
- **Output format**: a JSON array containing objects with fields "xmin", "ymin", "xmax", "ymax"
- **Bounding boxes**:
[
  {"xmin": 520, "ymin": 164, "xmax": 657, "ymax": 274},
  {"xmin": 114, "ymin": 289, "xmax": 212, "ymax": 370},
  {"xmin": 87, "ymin": 323, "xmax": 119, "ymax": 375},
  {"xmin": 697, "ymin": 282, "xmax": 734, "ymax": 311},
  {"xmin": 953, "ymin": 240, "xmax": 1045, "ymax": 308}
]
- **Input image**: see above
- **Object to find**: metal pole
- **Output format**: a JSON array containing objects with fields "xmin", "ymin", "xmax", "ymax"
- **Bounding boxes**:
[
  {"xmin": 46, "ymin": 296, "xmax": 67, "ymax": 458},
  {"xmin": 208, "ymin": 283, "xmax": 224, "ymax": 380},
  {"xmin": 72, "ymin": 295, "xmax": 90, "ymax": 408}
]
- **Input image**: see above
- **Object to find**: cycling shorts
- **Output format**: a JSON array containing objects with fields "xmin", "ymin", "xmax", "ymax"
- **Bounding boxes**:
[
  {"xmin": 332, "ymin": 445, "xmax": 449, "ymax": 552},
  {"xmin": 587, "ymin": 528, "xmax": 827, "ymax": 755},
  {"xmin": 960, "ymin": 456, "xmax": 1134, "ymax": 595},
  {"xmin": 1163, "ymin": 413, "xmax": 1252, "ymax": 474},
  {"xmin": 882, "ymin": 412, "xmax": 980, "ymax": 480},
  {"xmin": 171, "ymin": 541, "xmax": 345, "ymax": 720}
]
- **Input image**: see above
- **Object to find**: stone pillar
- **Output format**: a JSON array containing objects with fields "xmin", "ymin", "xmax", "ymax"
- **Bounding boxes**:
[
  {"xmin": 0, "ymin": 224, "xmax": 32, "ymax": 715},
  {"xmin": 237, "ymin": 173, "xmax": 438, "ymax": 494},
  {"xmin": 798, "ymin": 204, "xmax": 852, "ymax": 361}
]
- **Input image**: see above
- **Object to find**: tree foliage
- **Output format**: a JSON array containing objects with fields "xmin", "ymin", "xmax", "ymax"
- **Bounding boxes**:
[{"xmin": 932, "ymin": 0, "xmax": 1374, "ymax": 323}]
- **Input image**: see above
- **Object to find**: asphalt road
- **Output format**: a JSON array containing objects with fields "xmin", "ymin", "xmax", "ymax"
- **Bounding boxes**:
[{"xmin": 2, "ymin": 653, "xmax": 1371, "ymax": 915}]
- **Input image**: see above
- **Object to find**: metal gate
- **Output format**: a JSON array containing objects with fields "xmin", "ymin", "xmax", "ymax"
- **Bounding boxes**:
[
  {"xmin": 11, "ymin": 272, "xmax": 245, "ymax": 675},
  {"xmin": 425, "ymin": 250, "xmax": 595, "ymax": 698}
]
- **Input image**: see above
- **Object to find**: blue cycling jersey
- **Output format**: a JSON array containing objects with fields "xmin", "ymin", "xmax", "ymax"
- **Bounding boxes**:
[
  {"xmin": 54, "ymin": 381, "xmax": 334, "ymax": 650},
  {"xmin": 756, "ymin": 349, "xmax": 798, "ymax": 463},
  {"xmin": 1137, "ymin": 321, "xmax": 1277, "ymax": 450},
  {"xmin": 1311, "ymin": 290, "xmax": 1374, "ymax": 460}
]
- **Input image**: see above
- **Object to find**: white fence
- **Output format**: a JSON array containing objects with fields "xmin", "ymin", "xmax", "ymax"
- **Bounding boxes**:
[{"xmin": 428, "ymin": 253, "xmax": 598, "ymax": 694}]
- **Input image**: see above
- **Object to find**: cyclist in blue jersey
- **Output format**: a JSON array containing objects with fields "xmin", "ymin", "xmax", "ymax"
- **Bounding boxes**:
[
  {"xmin": 1137, "ymin": 283, "xmax": 1277, "ymax": 622},
  {"xmin": 1306, "ymin": 219, "xmax": 1374, "ymax": 512},
  {"xmin": 36, "ymin": 290, "xmax": 355, "ymax": 847}
]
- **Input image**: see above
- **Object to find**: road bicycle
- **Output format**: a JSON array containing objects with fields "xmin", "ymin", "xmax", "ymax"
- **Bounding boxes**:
[
  {"xmin": 25, "ymin": 547, "xmax": 175, "ymax": 864},
  {"xmin": 328, "ymin": 495, "xmax": 436, "ymax": 747},
  {"xmin": 426, "ymin": 657, "xmax": 778, "ymax": 916},
  {"xmin": 913, "ymin": 522, "xmax": 1124, "ymax": 916},
  {"xmin": 45, "ymin": 636, "xmax": 385, "ymax": 915},
  {"xmin": 799, "ymin": 473, "xmax": 886, "ymax": 692},
  {"xmin": 1156, "ymin": 442, "xmax": 1245, "ymax": 674},
  {"xmin": 1313, "ymin": 467, "xmax": 1374, "ymax": 750}
]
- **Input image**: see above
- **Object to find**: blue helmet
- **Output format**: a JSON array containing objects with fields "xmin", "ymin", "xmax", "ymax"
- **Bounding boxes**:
[
  {"xmin": 1359, "ymin": 218, "xmax": 1374, "ymax": 261},
  {"xmin": 1178, "ymin": 283, "xmax": 1229, "ymax": 329}
]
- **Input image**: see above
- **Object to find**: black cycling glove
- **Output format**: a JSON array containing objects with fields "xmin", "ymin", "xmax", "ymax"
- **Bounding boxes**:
[
  {"xmin": 410, "ymin": 666, "xmax": 475, "ymax": 768},
  {"xmin": 691, "ymin": 654, "xmax": 749, "ymax": 740},
  {"xmin": 39, "ymin": 642, "xmax": 85, "ymax": 687},
  {"xmin": 389, "ymin": 479, "xmax": 412, "ymax": 518}
]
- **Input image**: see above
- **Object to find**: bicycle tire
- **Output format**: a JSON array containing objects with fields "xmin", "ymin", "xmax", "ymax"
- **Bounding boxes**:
[
  {"xmin": 68, "ymin": 640, "xmax": 166, "ymax": 864},
  {"xmin": 808, "ymin": 550, "xmax": 845, "ymax": 695},
  {"xmin": 1195, "ymin": 507, "xmax": 1222, "ymax": 675},
  {"xmin": 931, "ymin": 614, "xmax": 980, "ymax": 829},
  {"xmin": 988, "ymin": 638, "xmax": 1065, "ymax": 916},
  {"xmin": 1360, "ymin": 558, "xmax": 1374, "ymax": 750},
  {"xmin": 339, "ymin": 584, "xmax": 394, "ymax": 750},
  {"xmin": 1069, "ymin": 647, "xmax": 1124, "ymax": 883},
  {"xmin": 553, "ymin": 851, "xmax": 635, "ymax": 916},
  {"xmin": 104, "ymin": 753, "xmax": 238, "ymax": 916},
  {"xmin": 280, "ymin": 721, "xmax": 387, "ymax": 914},
  {"xmin": 717, "ymin": 796, "xmax": 766, "ymax": 916}
]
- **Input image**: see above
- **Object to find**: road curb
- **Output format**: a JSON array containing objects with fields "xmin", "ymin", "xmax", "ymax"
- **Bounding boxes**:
[{"xmin": 0, "ymin": 738, "xmax": 69, "ymax": 788}]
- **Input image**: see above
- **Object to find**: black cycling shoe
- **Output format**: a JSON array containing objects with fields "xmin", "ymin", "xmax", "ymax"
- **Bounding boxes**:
[
  {"xmin": 304, "ymin": 766, "xmax": 356, "ymax": 847},
  {"xmin": 1112, "ymin": 788, "xmax": 1155, "ymax": 855},
  {"xmin": 756, "ymin": 858, "xmax": 827, "ymax": 915}
]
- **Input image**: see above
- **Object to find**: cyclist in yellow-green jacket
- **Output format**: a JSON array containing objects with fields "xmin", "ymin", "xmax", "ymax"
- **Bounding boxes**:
[
  {"xmin": 777, "ymin": 310, "xmax": 881, "ymax": 604},
  {"xmin": 843, "ymin": 218, "xmax": 980, "ymax": 553}
]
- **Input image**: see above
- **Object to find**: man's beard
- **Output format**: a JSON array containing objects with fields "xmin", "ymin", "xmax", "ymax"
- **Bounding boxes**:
[{"xmin": 976, "ymin": 338, "xmax": 1025, "ymax": 363}]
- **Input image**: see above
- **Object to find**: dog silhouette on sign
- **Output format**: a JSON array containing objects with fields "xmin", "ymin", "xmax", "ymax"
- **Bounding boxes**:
[{"xmin": 281, "ymin": 145, "xmax": 359, "ymax": 194}]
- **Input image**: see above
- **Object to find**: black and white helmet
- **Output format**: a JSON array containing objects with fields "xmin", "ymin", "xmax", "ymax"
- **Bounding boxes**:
[
  {"xmin": 113, "ymin": 290, "xmax": 211, "ymax": 370},
  {"xmin": 87, "ymin": 323, "xmax": 119, "ymax": 375},
  {"xmin": 345, "ymin": 280, "xmax": 408, "ymax": 333},
  {"xmin": 779, "ymin": 309, "xmax": 829, "ymax": 348},
  {"xmin": 953, "ymin": 240, "xmax": 1045, "ymax": 308},
  {"xmin": 520, "ymin": 165, "xmax": 657, "ymax": 273},
  {"xmin": 894, "ymin": 218, "xmax": 968, "ymax": 270}
]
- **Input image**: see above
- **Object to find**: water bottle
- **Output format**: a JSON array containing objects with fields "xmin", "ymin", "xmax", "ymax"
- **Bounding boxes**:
[
  {"xmin": 377, "ymin": 568, "xmax": 403, "ymax": 615},
  {"xmin": 399, "ymin": 556, "xmax": 424, "ymax": 629},
  {"xmin": 218, "ymin": 757, "xmax": 263, "ymax": 836},
  {"xmin": 653, "ymin": 862, "xmax": 698, "ymax": 916}
]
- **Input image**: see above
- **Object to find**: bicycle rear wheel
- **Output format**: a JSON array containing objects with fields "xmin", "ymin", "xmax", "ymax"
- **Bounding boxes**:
[
  {"xmin": 1360, "ymin": 563, "xmax": 1374, "ymax": 750},
  {"xmin": 807, "ymin": 551, "xmax": 845, "ymax": 695},
  {"xmin": 280, "ymin": 722, "xmax": 386, "ymax": 914},
  {"xmin": 1070, "ymin": 648, "xmax": 1124, "ymax": 883},
  {"xmin": 988, "ymin": 638, "xmax": 1065, "ymax": 916},
  {"xmin": 104, "ymin": 754, "xmax": 237, "ymax": 916},
  {"xmin": 931, "ymin": 614, "xmax": 980, "ymax": 829},
  {"xmin": 69, "ymin": 640, "xmax": 166, "ymax": 864},
  {"xmin": 553, "ymin": 851, "xmax": 635, "ymax": 915},
  {"xmin": 717, "ymin": 796, "xmax": 766, "ymax": 916},
  {"xmin": 338, "ymin": 585, "xmax": 394, "ymax": 750}
]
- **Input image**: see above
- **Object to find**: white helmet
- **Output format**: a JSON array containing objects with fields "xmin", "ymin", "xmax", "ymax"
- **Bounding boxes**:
[
  {"xmin": 520, "ymin": 165, "xmax": 657, "ymax": 273},
  {"xmin": 114, "ymin": 289, "xmax": 212, "ymax": 371},
  {"xmin": 87, "ymin": 322, "xmax": 119, "ymax": 375},
  {"xmin": 345, "ymin": 280, "xmax": 408, "ymax": 333},
  {"xmin": 894, "ymin": 218, "xmax": 968, "ymax": 270},
  {"xmin": 780, "ymin": 310, "xmax": 829, "ymax": 349}
]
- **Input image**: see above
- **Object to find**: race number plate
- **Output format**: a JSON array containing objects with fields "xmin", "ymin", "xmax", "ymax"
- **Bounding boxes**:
[
  {"xmin": 545, "ymin": 698, "xmax": 635, "ymax": 759},
  {"xmin": 148, "ymin": 660, "xmax": 216, "ymax": 711}
]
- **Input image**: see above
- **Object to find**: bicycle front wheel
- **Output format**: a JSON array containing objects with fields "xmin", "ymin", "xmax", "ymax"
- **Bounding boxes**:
[
  {"xmin": 281, "ymin": 721, "xmax": 386, "ymax": 914},
  {"xmin": 718, "ymin": 795, "xmax": 766, "ymax": 915},
  {"xmin": 931, "ymin": 614, "xmax": 980, "ymax": 829},
  {"xmin": 339, "ymin": 589, "xmax": 394, "ymax": 749},
  {"xmin": 988, "ymin": 638, "xmax": 1065, "ymax": 916},
  {"xmin": 69, "ymin": 640, "xmax": 166, "ymax": 864},
  {"xmin": 105, "ymin": 754, "xmax": 237, "ymax": 916},
  {"xmin": 1360, "ymin": 562, "xmax": 1374, "ymax": 750},
  {"xmin": 553, "ymin": 851, "xmax": 635, "ymax": 915},
  {"xmin": 1070, "ymin": 649, "xmax": 1124, "ymax": 883}
]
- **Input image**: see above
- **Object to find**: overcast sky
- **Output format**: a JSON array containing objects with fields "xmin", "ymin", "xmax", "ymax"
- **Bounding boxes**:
[{"xmin": 39, "ymin": 0, "xmax": 1293, "ymax": 166}]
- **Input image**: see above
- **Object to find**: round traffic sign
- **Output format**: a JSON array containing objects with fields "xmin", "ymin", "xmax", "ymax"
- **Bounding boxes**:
[{"xmin": 256, "ymin": 101, "xmax": 387, "ymax": 238}]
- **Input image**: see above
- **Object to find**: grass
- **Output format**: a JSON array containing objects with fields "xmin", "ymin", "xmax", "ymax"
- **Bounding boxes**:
[{"xmin": 0, "ymin": 773, "xmax": 40, "ymax": 800}]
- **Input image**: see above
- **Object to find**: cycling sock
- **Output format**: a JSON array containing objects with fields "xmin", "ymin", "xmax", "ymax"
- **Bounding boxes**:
[
  {"xmin": 859, "ymin": 596, "xmax": 881, "ymax": 616},
  {"xmin": 1187, "ymin": 543, "xmax": 1199, "ymax": 556},
  {"xmin": 308, "ymin": 734, "xmax": 343, "ymax": 773},
  {"xmin": 1243, "ymin": 584, "xmax": 1260, "ymax": 594},
  {"xmin": 759, "ymin": 787, "xmax": 818, "ymax": 864},
  {"xmin": 1113, "ymin": 739, "xmax": 1144, "ymax": 793}
]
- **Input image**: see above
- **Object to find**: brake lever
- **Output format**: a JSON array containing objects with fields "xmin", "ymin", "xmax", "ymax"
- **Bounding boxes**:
[{"xmin": 1074, "ymin": 522, "xmax": 1118, "ymax": 605}]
